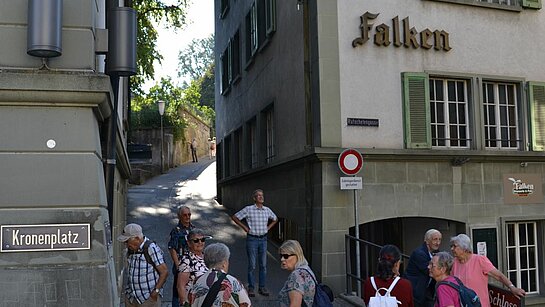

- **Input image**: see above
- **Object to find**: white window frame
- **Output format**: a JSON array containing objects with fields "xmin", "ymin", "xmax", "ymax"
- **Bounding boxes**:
[
  {"xmin": 483, "ymin": 82, "xmax": 520, "ymax": 150},
  {"xmin": 429, "ymin": 78, "xmax": 470, "ymax": 148},
  {"xmin": 506, "ymin": 221, "xmax": 539, "ymax": 294}
]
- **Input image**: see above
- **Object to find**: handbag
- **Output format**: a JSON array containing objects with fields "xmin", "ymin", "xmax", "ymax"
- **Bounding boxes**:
[{"xmin": 201, "ymin": 272, "xmax": 227, "ymax": 307}]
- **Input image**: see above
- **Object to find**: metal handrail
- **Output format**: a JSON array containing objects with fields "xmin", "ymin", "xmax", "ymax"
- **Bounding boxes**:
[{"xmin": 344, "ymin": 234, "xmax": 410, "ymax": 297}]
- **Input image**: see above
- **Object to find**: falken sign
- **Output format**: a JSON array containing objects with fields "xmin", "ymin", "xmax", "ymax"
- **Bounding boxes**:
[
  {"xmin": 352, "ymin": 11, "xmax": 452, "ymax": 51},
  {"xmin": 503, "ymin": 174, "xmax": 543, "ymax": 204},
  {"xmin": 1, "ymin": 223, "xmax": 90, "ymax": 252}
]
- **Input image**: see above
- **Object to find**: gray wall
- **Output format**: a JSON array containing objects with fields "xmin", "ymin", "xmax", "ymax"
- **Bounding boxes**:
[{"xmin": 0, "ymin": 0, "xmax": 127, "ymax": 305}]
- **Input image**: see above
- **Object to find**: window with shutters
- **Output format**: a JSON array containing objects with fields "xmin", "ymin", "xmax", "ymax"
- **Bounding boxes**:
[
  {"xmin": 483, "ymin": 82, "xmax": 520, "ymax": 149},
  {"xmin": 246, "ymin": 117, "xmax": 258, "ymax": 169},
  {"xmin": 403, "ymin": 73, "xmax": 544, "ymax": 151},
  {"xmin": 260, "ymin": 106, "xmax": 275, "ymax": 164},
  {"xmin": 430, "ymin": 78, "xmax": 470, "ymax": 148},
  {"xmin": 231, "ymin": 30, "xmax": 241, "ymax": 84},
  {"xmin": 506, "ymin": 221, "xmax": 540, "ymax": 294},
  {"xmin": 245, "ymin": 2, "xmax": 258, "ymax": 65},
  {"xmin": 220, "ymin": 47, "xmax": 230, "ymax": 95}
]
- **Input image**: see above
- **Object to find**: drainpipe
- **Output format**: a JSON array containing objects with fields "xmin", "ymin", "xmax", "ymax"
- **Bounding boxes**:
[{"xmin": 105, "ymin": 1, "xmax": 137, "ymax": 232}]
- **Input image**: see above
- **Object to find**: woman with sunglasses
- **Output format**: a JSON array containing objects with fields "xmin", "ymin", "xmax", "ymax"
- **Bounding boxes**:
[
  {"xmin": 278, "ymin": 240, "xmax": 318, "ymax": 307},
  {"xmin": 177, "ymin": 229, "xmax": 209, "ymax": 306},
  {"xmin": 363, "ymin": 244, "xmax": 414, "ymax": 307}
]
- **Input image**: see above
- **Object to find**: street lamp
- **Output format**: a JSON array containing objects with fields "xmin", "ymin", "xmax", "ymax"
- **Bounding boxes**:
[{"xmin": 157, "ymin": 100, "xmax": 165, "ymax": 173}]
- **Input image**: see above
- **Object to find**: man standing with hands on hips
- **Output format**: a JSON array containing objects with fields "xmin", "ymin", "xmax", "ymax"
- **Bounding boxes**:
[{"xmin": 232, "ymin": 189, "xmax": 278, "ymax": 297}]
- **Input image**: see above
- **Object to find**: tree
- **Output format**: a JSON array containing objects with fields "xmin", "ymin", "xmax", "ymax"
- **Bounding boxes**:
[
  {"xmin": 198, "ymin": 64, "xmax": 215, "ymax": 109},
  {"xmin": 132, "ymin": 0, "xmax": 190, "ymax": 94},
  {"xmin": 177, "ymin": 34, "xmax": 215, "ymax": 81}
]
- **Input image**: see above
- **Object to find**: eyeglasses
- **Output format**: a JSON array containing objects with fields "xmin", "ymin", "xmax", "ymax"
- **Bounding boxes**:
[
  {"xmin": 191, "ymin": 238, "xmax": 206, "ymax": 243},
  {"xmin": 280, "ymin": 254, "xmax": 296, "ymax": 260}
]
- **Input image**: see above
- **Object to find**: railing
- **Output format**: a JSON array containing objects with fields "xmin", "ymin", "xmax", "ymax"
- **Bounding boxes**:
[{"xmin": 344, "ymin": 234, "xmax": 410, "ymax": 297}]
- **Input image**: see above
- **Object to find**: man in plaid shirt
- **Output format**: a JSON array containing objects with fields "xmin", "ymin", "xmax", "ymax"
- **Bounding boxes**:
[
  {"xmin": 118, "ymin": 223, "xmax": 169, "ymax": 306},
  {"xmin": 231, "ymin": 189, "xmax": 278, "ymax": 297}
]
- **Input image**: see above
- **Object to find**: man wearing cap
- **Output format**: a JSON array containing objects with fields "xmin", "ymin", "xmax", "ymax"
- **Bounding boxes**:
[
  {"xmin": 118, "ymin": 223, "xmax": 168, "ymax": 307},
  {"xmin": 167, "ymin": 206, "xmax": 194, "ymax": 307},
  {"xmin": 231, "ymin": 189, "xmax": 278, "ymax": 297}
]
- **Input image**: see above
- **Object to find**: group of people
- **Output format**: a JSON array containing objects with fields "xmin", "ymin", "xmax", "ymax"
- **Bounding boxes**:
[
  {"xmin": 363, "ymin": 229, "xmax": 526, "ymax": 307},
  {"xmin": 118, "ymin": 189, "xmax": 324, "ymax": 307}
]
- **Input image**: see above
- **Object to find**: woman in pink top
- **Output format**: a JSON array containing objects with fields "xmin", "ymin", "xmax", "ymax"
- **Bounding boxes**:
[{"xmin": 450, "ymin": 234, "xmax": 526, "ymax": 307}]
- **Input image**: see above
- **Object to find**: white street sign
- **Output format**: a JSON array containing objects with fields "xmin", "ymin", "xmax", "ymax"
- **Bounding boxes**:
[{"xmin": 340, "ymin": 177, "xmax": 362, "ymax": 190}]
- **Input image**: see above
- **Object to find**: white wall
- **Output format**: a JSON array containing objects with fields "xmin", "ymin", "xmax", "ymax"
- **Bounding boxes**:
[{"xmin": 337, "ymin": 0, "xmax": 545, "ymax": 149}]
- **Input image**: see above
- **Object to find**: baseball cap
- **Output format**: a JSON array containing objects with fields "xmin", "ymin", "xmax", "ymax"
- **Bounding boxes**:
[{"xmin": 117, "ymin": 223, "xmax": 143, "ymax": 242}]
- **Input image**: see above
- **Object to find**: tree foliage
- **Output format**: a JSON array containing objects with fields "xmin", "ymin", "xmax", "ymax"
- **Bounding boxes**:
[
  {"xmin": 132, "ymin": 0, "xmax": 190, "ymax": 94},
  {"xmin": 131, "ymin": 77, "xmax": 213, "ymax": 141},
  {"xmin": 177, "ymin": 34, "xmax": 215, "ymax": 81}
]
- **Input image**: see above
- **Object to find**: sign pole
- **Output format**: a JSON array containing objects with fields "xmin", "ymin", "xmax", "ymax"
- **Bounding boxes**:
[
  {"xmin": 337, "ymin": 148, "xmax": 364, "ymax": 297},
  {"xmin": 354, "ymin": 178, "xmax": 361, "ymax": 297}
]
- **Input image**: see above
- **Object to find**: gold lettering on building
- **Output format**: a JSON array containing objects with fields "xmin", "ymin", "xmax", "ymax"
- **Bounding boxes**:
[{"xmin": 352, "ymin": 11, "xmax": 452, "ymax": 52}]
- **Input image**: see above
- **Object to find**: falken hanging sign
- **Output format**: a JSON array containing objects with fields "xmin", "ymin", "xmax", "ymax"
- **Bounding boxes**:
[
  {"xmin": 503, "ymin": 174, "xmax": 543, "ymax": 204},
  {"xmin": 1, "ymin": 223, "xmax": 90, "ymax": 252}
]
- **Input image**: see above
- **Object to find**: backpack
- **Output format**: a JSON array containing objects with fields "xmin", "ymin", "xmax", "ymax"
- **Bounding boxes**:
[
  {"xmin": 127, "ymin": 240, "xmax": 158, "ymax": 271},
  {"xmin": 437, "ymin": 276, "xmax": 481, "ymax": 307},
  {"xmin": 368, "ymin": 276, "xmax": 401, "ymax": 307},
  {"xmin": 299, "ymin": 268, "xmax": 334, "ymax": 307}
]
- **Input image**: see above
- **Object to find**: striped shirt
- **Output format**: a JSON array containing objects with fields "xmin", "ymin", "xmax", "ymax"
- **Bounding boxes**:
[
  {"xmin": 125, "ymin": 238, "xmax": 165, "ymax": 304},
  {"xmin": 234, "ymin": 204, "xmax": 277, "ymax": 236}
]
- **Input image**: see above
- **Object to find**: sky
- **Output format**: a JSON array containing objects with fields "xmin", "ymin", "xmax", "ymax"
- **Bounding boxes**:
[{"xmin": 143, "ymin": 0, "xmax": 214, "ymax": 91}]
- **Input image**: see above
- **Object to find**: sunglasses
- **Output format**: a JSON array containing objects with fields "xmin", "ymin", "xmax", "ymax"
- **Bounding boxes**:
[
  {"xmin": 280, "ymin": 254, "xmax": 296, "ymax": 260},
  {"xmin": 191, "ymin": 238, "xmax": 206, "ymax": 243}
]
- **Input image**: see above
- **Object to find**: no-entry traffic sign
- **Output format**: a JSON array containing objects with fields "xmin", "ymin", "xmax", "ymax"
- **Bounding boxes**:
[{"xmin": 338, "ymin": 148, "xmax": 363, "ymax": 175}]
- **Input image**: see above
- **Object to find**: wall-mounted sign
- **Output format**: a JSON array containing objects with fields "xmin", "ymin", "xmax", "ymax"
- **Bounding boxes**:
[
  {"xmin": 347, "ymin": 118, "xmax": 379, "ymax": 127},
  {"xmin": 1, "ymin": 224, "xmax": 90, "ymax": 252},
  {"xmin": 503, "ymin": 174, "xmax": 543, "ymax": 204},
  {"xmin": 352, "ymin": 11, "xmax": 451, "ymax": 51}
]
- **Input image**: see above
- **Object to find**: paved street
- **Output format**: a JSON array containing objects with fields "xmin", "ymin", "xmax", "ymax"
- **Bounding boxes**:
[{"xmin": 127, "ymin": 158, "xmax": 361, "ymax": 307}]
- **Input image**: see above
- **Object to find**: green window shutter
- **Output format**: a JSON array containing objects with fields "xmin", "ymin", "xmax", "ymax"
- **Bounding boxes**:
[
  {"xmin": 522, "ymin": 0, "xmax": 542, "ymax": 9},
  {"xmin": 402, "ymin": 72, "xmax": 431, "ymax": 149},
  {"xmin": 528, "ymin": 82, "xmax": 545, "ymax": 151}
]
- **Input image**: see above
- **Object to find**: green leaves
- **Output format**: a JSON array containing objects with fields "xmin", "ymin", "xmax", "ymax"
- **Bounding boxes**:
[{"xmin": 132, "ymin": 0, "xmax": 190, "ymax": 92}]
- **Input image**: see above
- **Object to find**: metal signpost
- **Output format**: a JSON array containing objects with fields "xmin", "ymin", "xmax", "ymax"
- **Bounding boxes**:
[{"xmin": 338, "ymin": 148, "xmax": 363, "ymax": 296}]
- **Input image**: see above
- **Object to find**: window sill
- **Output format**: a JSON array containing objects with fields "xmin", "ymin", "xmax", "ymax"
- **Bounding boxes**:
[
  {"xmin": 232, "ymin": 74, "xmax": 241, "ymax": 86},
  {"xmin": 524, "ymin": 295, "xmax": 545, "ymax": 306},
  {"xmin": 423, "ymin": 0, "xmax": 522, "ymax": 12}
]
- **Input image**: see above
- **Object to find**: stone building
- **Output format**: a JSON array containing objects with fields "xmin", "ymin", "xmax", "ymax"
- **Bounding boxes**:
[
  {"xmin": 0, "ymin": 1, "xmax": 133, "ymax": 305},
  {"xmin": 214, "ymin": 0, "xmax": 545, "ymax": 302}
]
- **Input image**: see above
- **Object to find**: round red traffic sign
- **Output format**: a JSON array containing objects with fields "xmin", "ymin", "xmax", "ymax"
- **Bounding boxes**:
[{"xmin": 338, "ymin": 149, "xmax": 363, "ymax": 175}]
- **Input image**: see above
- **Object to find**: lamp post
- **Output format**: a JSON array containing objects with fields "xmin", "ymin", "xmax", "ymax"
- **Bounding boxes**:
[{"xmin": 157, "ymin": 100, "xmax": 165, "ymax": 173}]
